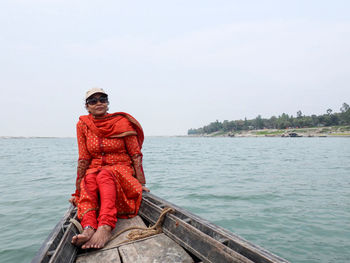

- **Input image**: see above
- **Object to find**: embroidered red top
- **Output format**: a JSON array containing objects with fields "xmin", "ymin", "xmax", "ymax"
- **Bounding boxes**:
[{"xmin": 74, "ymin": 112, "xmax": 145, "ymax": 219}]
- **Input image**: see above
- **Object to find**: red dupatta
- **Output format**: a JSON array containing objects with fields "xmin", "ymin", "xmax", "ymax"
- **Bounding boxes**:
[{"xmin": 79, "ymin": 112, "xmax": 144, "ymax": 147}]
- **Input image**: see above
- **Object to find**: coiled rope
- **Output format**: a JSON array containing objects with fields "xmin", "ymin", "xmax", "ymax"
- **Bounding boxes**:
[{"xmin": 110, "ymin": 207, "xmax": 174, "ymax": 243}]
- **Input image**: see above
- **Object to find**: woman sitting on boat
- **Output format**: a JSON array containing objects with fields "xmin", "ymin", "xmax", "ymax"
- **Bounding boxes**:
[{"xmin": 69, "ymin": 88, "xmax": 149, "ymax": 249}]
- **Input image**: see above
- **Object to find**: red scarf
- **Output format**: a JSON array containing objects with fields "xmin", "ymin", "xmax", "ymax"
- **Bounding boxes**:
[{"xmin": 79, "ymin": 112, "xmax": 144, "ymax": 147}]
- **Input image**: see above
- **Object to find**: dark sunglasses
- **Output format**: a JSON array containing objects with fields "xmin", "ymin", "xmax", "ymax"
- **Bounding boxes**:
[{"xmin": 86, "ymin": 96, "xmax": 108, "ymax": 105}]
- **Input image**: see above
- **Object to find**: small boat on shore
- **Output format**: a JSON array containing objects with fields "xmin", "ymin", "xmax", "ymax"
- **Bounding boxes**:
[
  {"xmin": 281, "ymin": 132, "xmax": 302, "ymax": 137},
  {"xmin": 32, "ymin": 192, "xmax": 289, "ymax": 263}
]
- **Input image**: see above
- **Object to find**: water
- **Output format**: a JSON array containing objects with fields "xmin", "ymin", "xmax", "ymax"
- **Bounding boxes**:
[{"xmin": 0, "ymin": 137, "xmax": 349, "ymax": 263}]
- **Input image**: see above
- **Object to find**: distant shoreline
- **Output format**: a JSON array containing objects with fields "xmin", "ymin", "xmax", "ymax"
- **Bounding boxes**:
[
  {"xmin": 2, "ymin": 126, "xmax": 350, "ymax": 139},
  {"xmin": 187, "ymin": 126, "xmax": 350, "ymax": 138}
]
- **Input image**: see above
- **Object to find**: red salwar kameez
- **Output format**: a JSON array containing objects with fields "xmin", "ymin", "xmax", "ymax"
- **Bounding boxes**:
[{"xmin": 72, "ymin": 112, "xmax": 145, "ymax": 230}]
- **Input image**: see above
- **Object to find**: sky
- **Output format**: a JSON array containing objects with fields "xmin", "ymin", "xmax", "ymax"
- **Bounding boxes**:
[{"xmin": 1, "ymin": 0, "xmax": 349, "ymax": 136}]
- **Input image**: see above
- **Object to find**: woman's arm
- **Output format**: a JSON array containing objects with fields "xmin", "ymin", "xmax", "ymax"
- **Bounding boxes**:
[
  {"xmin": 124, "ymin": 135, "xmax": 149, "ymax": 191},
  {"xmin": 132, "ymin": 154, "xmax": 149, "ymax": 192}
]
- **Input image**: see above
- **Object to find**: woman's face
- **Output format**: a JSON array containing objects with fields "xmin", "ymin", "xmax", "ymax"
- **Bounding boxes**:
[{"xmin": 86, "ymin": 93, "xmax": 109, "ymax": 117}]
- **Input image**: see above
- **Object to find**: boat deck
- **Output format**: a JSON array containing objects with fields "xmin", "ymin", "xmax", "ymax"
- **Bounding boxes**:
[
  {"xmin": 32, "ymin": 192, "xmax": 289, "ymax": 263},
  {"xmin": 76, "ymin": 216, "xmax": 194, "ymax": 263}
]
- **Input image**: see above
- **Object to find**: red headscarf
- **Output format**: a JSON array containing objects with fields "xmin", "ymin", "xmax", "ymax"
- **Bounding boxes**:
[{"xmin": 79, "ymin": 112, "xmax": 144, "ymax": 147}]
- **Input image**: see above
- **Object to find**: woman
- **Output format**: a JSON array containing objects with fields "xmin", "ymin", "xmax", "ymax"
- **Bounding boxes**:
[{"xmin": 69, "ymin": 88, "xmax": 149, "ymax": 249}]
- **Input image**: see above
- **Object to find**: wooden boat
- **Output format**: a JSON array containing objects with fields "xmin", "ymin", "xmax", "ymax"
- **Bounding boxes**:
[{"xmin": 32, "ymin": 192, "xmax": 289, "ymax": 263}]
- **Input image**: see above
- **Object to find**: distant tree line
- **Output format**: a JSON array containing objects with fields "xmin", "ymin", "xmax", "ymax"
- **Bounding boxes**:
[{"xmin": 188, "ymin": 103, "xmax": 350, "ymax": 135}]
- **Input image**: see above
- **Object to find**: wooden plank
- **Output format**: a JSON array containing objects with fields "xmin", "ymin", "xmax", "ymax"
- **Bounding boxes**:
[
  {"xmin": 118, "ymin": 233, "xmax": 194, "ymax": 263},
  {"xmin": 140, "ymin": 194, "xmax": 257, "ymax": 263},
  {"xmin": 103, "ymin": 215, "xmax": 147, "ymax": 250},
  {"xmin": 76, "ymin": 249, "xmax": 121, "ymax": 263},
  {"xmin": 75, "ymin": 216, "xmax": 146, "ymax": 262}
]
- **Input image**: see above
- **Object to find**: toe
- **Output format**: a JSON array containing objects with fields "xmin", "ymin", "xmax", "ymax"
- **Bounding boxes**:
[
  {"xmin": 71, "ymin": 235, "xmax": 77, "ymax": 244},
  {"xmin": 82, "ymin": 241, "xmax": 91, "ymax": 249}
]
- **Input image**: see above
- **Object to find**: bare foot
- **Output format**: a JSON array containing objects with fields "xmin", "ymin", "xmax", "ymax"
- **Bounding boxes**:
[
  {"xmin": 71, "ymin": 228, "xmax": 95, "ymax": 247},
  {"xmin": 82, "ymin": 225, "xmax": 112, "ymax": 249}
]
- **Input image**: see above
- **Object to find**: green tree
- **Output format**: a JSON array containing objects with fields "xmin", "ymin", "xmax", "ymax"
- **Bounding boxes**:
[
  {"xmin": 187, "ymin": 102, "xmax": 350, "ymax": 135},
  {"xmin": 340, "ymin": 103, "xmax": 350, "ymax": 124},
  {"xmin": 277, "ymin": 113, "xmax": 291, "ymax": 129},
  {"xmin": 340, "ymin": 103, "xmax": 349, "ymax": 113},
  {"xmin": 235, "ymin": 120, "xmax": 245, "ymax": 131},
  {"xmin": 297, "ymin": 110, "xmax": 303, "ymax": 118},
  {"xmin": 254, "ymin": 115, "xmax": 264, "ymax": 129},
  {"xmin": 244, "ymin": 117, "xmax": 249, "ymax": 130},
  {"xmin": 311, "ymin": 114, "xmax": 319, "ymax": 126},
  {"xmin": 223, "ymin": 120, "xmax": 236, "ymax": 132},
  {"xmin": 269, "ymin": 116, "xmax": 278, "ymax": 129}
]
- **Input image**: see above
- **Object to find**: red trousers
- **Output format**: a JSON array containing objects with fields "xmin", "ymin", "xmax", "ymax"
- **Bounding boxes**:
[{"xmin": 81, "ymin": 169, "xmax": 117, "ymax": 229}]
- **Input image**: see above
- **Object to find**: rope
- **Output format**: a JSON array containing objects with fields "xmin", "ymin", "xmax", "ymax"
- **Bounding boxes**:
[
  {"xmin": 70, "ymin": 218, "xmax": 83, "ymax": 234},
  {"xmin": 108, "ymin": 207, "xmax": 174, "ymax": 246}
]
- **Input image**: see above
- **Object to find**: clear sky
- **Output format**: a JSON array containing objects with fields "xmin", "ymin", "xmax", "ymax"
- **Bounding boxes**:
[{"xmin": 1, "ymin": 0, "xmax": 349, "ymax": 136}]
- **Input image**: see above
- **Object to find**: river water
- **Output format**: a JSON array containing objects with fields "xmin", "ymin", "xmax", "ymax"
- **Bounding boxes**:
[{"xmin": 0, "ymin": 137, "xmax": 349, "ymax": 262}]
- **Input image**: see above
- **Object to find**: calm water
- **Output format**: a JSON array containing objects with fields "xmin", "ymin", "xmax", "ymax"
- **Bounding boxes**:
[{"xmin": 0, "ymin": 137, "xmax": 349, "ymax": 263}]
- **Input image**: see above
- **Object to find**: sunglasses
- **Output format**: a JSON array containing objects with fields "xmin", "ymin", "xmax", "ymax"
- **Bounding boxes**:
[{"xmin": 86, "ymin": 96, "xmax": 108, "ymax": 105}]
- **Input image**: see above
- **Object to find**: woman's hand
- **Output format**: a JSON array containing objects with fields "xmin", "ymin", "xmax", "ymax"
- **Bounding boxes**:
[
  {"xmin": 142, "ymin": 185, "xmax": 150, "ymax": 192},
  {"xmin": 69, "ymin": 197, "xmax": 77, "ymax": 206}
]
